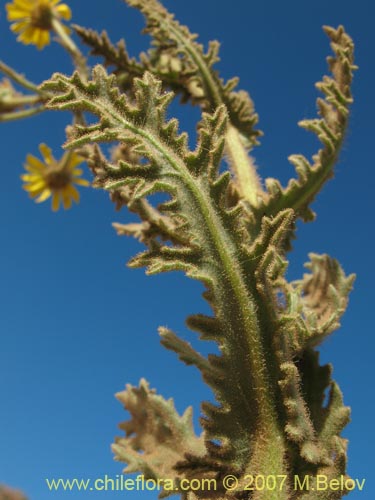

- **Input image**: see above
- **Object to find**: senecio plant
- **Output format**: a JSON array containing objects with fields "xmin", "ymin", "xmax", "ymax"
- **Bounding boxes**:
[{"xmin": 0, "ymin": 0, "xmax": 357, "ymax": 499}]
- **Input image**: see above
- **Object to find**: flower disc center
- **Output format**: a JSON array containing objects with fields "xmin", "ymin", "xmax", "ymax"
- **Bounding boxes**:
[
  {"xmin": 31, "ymin": 4, "xmax": 53, "ymax": 30},
  {"xmin": 46, "ymin": 169, "xmax": 71, "ymax": 190}
]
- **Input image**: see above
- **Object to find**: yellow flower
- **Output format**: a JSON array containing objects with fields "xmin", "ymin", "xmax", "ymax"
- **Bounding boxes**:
[
  {"xmin": 21, "ymin": 144, "xmax": 90, "ymax": 211},
  {"xmin": 6, "ymin": 0, "xmax": 72, "ymax": 50}
]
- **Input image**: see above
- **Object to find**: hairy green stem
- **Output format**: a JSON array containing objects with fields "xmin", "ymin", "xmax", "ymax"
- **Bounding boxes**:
[
  {"xmin": 86, "ymin": 89, "xmax": 287, "ymax": 490},
  {"xmin": 0, "ymin": 60, "xmax": 42, "ymax": 93},
  {"xmin": 0, "ymin": 106, "xmax": 45, "ymax": 122},
  {"xmin": 154, "ymin": 11, "xmax": 264, "ymax": 208}
]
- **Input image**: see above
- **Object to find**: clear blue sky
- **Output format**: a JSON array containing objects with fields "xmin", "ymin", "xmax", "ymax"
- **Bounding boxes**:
[{"xmin": 0, "ymin": 0, "xmax": 373, "ymax": 498}]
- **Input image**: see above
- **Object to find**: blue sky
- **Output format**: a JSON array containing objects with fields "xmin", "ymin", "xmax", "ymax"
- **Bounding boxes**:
[{"xmin": 0, "ymin": 0, "xmax": 374, "ymax": 498}]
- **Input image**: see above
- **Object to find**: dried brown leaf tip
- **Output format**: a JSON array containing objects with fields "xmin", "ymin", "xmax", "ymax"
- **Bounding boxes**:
[{"xmin": 0, "ymin": 486, "xmax": 27, "ymax": 500}]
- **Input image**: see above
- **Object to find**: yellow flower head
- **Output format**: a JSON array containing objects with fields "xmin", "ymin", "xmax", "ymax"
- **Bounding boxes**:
[
  {"xmin": 6, "ymin": 0, "xmax": 72, "ymax": 50},
  {"xmin": 21, "ymin": 144, "xmax": 90, "ymax": 211}
]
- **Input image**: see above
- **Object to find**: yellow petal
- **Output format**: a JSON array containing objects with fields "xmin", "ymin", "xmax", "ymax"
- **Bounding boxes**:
[
  {"xmin": 39, "ymin": 144, "xmax": 53, "ymax": 164},
  {"xmin": 66, "ymin": 184, "xmax": 80, "ymax": 203},
  {"xmin": 18, "ymin": 26, "xmax": 36, "ymax": 44},
  {"xmin": 24, "ymin": 165, "xmax": 43, "ymax": 175},
  {"xmin": 13, "ymin": 0, "xmax": 33, "ymax": 9},
  {"xmin": 38, "ymin": 30, "xmax": 50, "ymax": 48},
  {"xmin": 23, "ymin": 179, "xmax": 47, "ymax": 193},
  {"xmin": 25, "ymin": 154, "xmax": 46, "ymax": 171},
  {"xmin": 73, "ymin": 178, "xmax": 90, "ymax": 187},
  {"xmin": 55, "ymin": 3, "xmax": 71, "ymax": 20},
  {"xmin": 23, "ymin": 185, "xmax": 45, "ymax": 198},
  {"xmin": 36, "ymin": 188, "xmax": 52, "ymax": 203},
  {"xmin": 35, "ymin": 28, "xmax": 49, "ymax": 49},
  {"xmin": 67, "ymin": 153, "xmax": 84, "ymax": 169},
  {"xmin": 21, "ymin": 173, "xmax": 41, "ymax": 182},
  {"xmin": 62, "ymin": 191, "xmax": 72, "ymax": 209},
  {"xmin": 31, "ymin": 27, "xmax": 41, "ymax": 44},
  {"xmin": 52, "ymin": 192, "xmax": 60, "ymax": 211},
  {"xmin": 6, "ymin": 7, "xmax": 30, "ymax": 21},
  {"xmin": 10, "ymin": 21, "xmax": 29, "ymax": 33}
]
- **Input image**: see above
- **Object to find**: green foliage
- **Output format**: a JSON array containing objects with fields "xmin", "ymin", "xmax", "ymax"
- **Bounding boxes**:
[
  {"xmin": 254, "ymin": 26, "xmax": 355, "ymax": 224},
  {"xmin": 1, "ymin": 1, "xmax": 356, "ymax": 498},
  {"xmin": 75, "ymin": 0, "xmax": 260, "ymax": 146}
]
